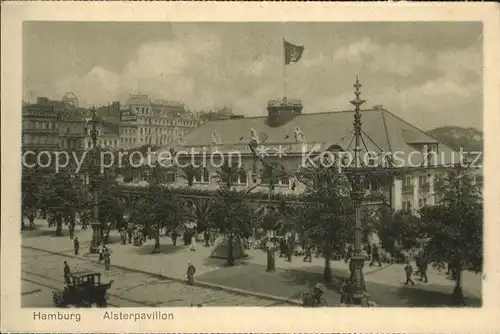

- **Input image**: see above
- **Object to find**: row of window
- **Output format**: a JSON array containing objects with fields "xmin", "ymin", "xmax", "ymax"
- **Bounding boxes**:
[
  {"xmin": 61, "ymin": 139, "xmax": 83, "ymax": 149},
  {"xmin": 100, "ymin": 135, "xmax": 174, "ymax": 148},
  {"xmin": 133, "ymin": 108, "xmax": 196, "ymax": 127},
  {"xmin": 23, "ymin": 134, "xmax": 58, "ymax": 145},
  {"xmin": 135, "ymin": 107, "xmax": 152, "ymax": 115},
  {"xmin": 63, "ymin": 125, "xmax": 84, "ymax": 135},
  {"xmin": 86, "ymin": 139, "xmax": 119, "ymax": 149},
  {"xmin": 23, "ymin": 120, "xmax": 57, "ymax": 131},
  {"xmin": 139, "ymin": 117, "xmax": 195, "ymax": 127},
  {"xmin": 121, "ymin": 128, "xmax": 137, "ymax": 135},
  {"xmin": 139, "ymin": 127, "xmax": 183, "ymax": 136},
  {"xmin": 403, "ymin": 174, "xmax": 431, "ymax": 188}
]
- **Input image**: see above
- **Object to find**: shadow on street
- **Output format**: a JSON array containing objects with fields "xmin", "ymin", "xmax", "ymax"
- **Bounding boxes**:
[
  {"xmin": 278, "ymin": 266, "xmax": 348, "ymax": 297},
  {"xmin": 202, "ymin": 255, "xmax": 254, "ymax": 268},
  {"xmin": 131, "ymin": 243, "xmax": 186, "ymax": 256}
]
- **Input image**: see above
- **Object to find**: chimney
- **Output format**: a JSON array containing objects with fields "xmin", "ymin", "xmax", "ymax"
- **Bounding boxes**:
[
  {"xmin": 37, "ymin": 97, "xmax": 50, "ymax": 105},
  {"xmin": 266, "ymin": 97, "xmax": 303, "ymax": 127}
]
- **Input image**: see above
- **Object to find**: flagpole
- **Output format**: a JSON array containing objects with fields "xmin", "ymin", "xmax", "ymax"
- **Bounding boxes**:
[{"xmin": 282, "ymin": 38, "xmax": 286, "ymax": 100}]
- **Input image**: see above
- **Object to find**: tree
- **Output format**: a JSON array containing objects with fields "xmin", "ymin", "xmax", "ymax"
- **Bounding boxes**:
[
  {"xmin": 37, "ymin": 172, "xmax": 85, "ymax": 236},
  {"xmin": 97, "ymin": 176, "xmax": 126, "ymax": 230},
  {"xmin": 132, "ymin": 184, "xmax": 181, "ymax": 252},
  {"xmin": 209, "ymin": 189, "xmax": 253, "ymax": 266},
  {"xmin": 420, "ymin": 168, "xmax": 483, "ymax": 306},
  {"xmin": 296, "ymin": 166, "xmax": 355, "ymax": 283},
  {"xmin": 21, "ymin": 168, "xmax": 42, "ymax": 230},
  {"xmin": 206, "ymin": 160, "xmax": 254, "ymax": 265},
  {"xmin": 378, "ymin": 209, "xmax": 424, "ymax": 257},
  {"xmin": 188, "ymin": 197, "xmax": 215, "ymax": 246}
]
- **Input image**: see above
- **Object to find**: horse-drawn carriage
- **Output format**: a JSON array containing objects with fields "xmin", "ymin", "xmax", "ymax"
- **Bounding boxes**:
[{"xmin": 53, "ymin": 272, "xmax": 114, "ymax": 307}]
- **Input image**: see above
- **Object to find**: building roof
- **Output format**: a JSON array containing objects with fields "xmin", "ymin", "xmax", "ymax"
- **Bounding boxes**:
[
  {"xmin": 128, "ymin": 95, "xmax": 151, "ymax": 106},
  {"xmin": 401, "ymin": 129, "xmax": 438, "ymax": 144},
  {"xmin": 151, "ymin": 103, "xmax": 192, "ymax": 119},
  {"xmin": 157, "ymin": 108, "xmax": 458, "ymax": 167},
  {"xmin": 60, "ymin": 109, "xmax": 85, "ymax": 122},
  {"xmin": 101, "ymin": 121, "xmax": 120, "ymax": 136}
]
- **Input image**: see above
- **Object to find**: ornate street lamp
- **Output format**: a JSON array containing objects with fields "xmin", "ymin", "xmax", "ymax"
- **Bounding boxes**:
[
  {"xmin": 89, "ymin": 107, "xmax": 103, "ymax": 253},
  {"xmin": 342, "ymin": 76, "xmax": 400, "ymax": 306},
  {"xmin": 344, "ymin": 77, "xmax": 369, "ymax": 305}
]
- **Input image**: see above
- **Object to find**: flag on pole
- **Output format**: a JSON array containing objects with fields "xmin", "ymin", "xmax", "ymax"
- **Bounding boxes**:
[{"xmin": 284, "ymin": 40, "xmax": 304, "ymax": 65}]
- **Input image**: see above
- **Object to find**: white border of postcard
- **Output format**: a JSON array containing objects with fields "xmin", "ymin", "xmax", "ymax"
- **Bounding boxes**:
[{"xmin": 2, "ymin": 2, "xmax": 500, "ymax": 333}]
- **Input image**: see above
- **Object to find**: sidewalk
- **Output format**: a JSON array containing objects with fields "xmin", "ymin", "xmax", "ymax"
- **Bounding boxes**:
[{"xmin": 22, "ymin": 222, "xmax": 386, "ymax": 282}]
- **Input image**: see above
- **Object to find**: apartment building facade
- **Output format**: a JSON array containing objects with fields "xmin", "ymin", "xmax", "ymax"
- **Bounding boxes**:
[{"xmin": 119, "ymin": 95, "xmax": 198, "ymax": 149}]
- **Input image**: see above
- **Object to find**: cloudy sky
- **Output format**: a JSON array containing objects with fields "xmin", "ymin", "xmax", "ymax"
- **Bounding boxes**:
[{"xmin": 23, "ymin": 22, "xmax": 482, "ymax": 130}]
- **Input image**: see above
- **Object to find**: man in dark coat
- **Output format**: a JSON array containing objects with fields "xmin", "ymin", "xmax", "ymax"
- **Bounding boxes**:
[
  {"xmin": 172, "ymin": 231, "xmax": 178, "ymax": 247},
  {"xmin": 404, "ymin": 260, "xmax": 415, "ymax": 285},
  {"xmin": 63, "ymin": 261, "xmax": 71, "ymax": 284},
  {"xmin": 187, "ymin": 262, "xmax": 196, "ymax": 285},
  {"xmin": 103, "ymin": 246, "xmax": 111, "ymax": 270},
  {"xmin": 419, "ymin": 254, "xmax": 429, "ymax": 283},
  {"xmin": 28, "ymin": 212, "xmax": 36, "ymax": 229},
  {"xmin": 303, "ymin": 243, "xmax": 312, "ymax": 262},
  {"xmin": 370, "ymin": 244, "xmax": 382, "ymax": 267},
  {"xmin": 73, "ymin": 237, "xmax": 80, "ymax": 255},
  {"xmin": 286, "ymin": 236, "xmax": 293, "ymax": 262}
]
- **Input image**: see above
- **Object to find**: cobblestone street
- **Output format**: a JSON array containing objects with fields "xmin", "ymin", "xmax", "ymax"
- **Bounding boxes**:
[
  {"xmin": 22, "ymin": 247, "xmax": 286, "ymax": 307},
  {"xmin": 22, "ymin": 223, "xmax": 482, "ymax": 307}
]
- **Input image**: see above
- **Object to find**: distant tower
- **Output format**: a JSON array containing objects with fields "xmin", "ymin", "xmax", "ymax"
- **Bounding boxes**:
[{"xmin": 63, "ymin": 92, "xmax": 79, "ymax": 108}]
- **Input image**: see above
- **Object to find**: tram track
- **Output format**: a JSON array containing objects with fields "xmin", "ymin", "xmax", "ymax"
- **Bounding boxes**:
[{"xmin": 22, "ymin": 269, "xmax": 156, "ymax": 307}]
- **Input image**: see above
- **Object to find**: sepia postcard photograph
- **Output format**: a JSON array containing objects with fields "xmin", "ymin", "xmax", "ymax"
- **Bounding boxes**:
[{"xmin": 2, "ymin": 2, "xmax": 499, "ymax": 333}]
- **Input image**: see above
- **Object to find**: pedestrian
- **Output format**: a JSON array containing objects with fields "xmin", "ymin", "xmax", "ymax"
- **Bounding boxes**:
[
  {"xmin": 286, "ymin": 237, "xmax": 293, "ymax": 262},
  {"xmin": 28, "ymin": 212, "xmax": 36, "ymax": 229},
  {"xmin": 404, "ymin": 260, "xmax": 415, "ymax": 286},
  {"xmin": 303, "ymin": 244, "xmax": 312, "ymax": 262},
  {"xmin": 127, "ymin": 227, "xmax": 133, "ymax": 244},
  {"xmin": 120, "ymin": 228, "xmax": 126, "ymax": 245},
  {"xmin": 171, "ymin": 230, "xmax": 178, "ymax": 247},
  {"xmin": 415, "ymin": 254, "xmax": 421, "ymax": 276},
  {"xmin": 279, "ymin": 238, "xmax": 286, "ymax": 257},
  {"xmin": 63, "ymin": 261, "xmax": 71, "ymax": 284},
  {"xmin": 204, "ymin": 230, "xmax": 210, "ymax": 247},
  {"xmin": 98, "ymin": 244, "xmax": 104, "ymax": 262},
  {"xmin": 103, "ymin": 246, "xmax": 111, "ymax": 271},
  {"xmin": 302, "ymin": 283, "xmax": 328, "ymax": 307},
  {"xmin": 419, "ymin": 254, "xmax": 429, "ymax": 283},
  {"xmin": 190, "ymin": 234, "xmax": 197, "ymax": 251},
  {"xmin": 73, "ymin": 237, "xmax": 80, "ymax": 255},
  {"xmin": 187, "ymin": 262, "xmax": 196, "ymax": 285},
  {"xmin": 340, "ymin": 278, "xmax": 352, "ymax": 304},
  {"xmin": 370, "ymin": 244, "xmax": 382, "ymax": 267}
]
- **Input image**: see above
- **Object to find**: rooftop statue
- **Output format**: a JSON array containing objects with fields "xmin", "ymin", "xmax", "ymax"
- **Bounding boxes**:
[
  {"xmin": 211, "ymin": 131, "xmax": 222, "ymax": 146},
  {"xmin": 294, "ymin": 126, "xmax": 306, "ymax": 144},
  {"xmin": 177, "ymin": 132, "xmax": 185, "ymax": 146},
  {"xmin": 249, "ymin": 128, "xmax": 259, "ymax": 146}
]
